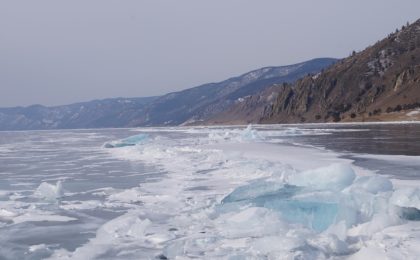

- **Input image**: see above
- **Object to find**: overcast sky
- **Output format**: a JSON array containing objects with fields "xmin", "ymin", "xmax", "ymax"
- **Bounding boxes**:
[{"xmin": 1, "ymin": 0, "xmax": 420, "ymax": 107}]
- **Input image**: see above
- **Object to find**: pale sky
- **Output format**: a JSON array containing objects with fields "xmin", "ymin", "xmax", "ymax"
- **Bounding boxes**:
[{"xmin": 1, "ymin": 0, "xmax": 420, "ymax": 107}]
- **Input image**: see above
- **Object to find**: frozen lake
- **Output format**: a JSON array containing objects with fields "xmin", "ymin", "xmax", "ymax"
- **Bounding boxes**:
[{"xmin": 0, "ymin": 123, "xmax": 419, "ymax": 259}]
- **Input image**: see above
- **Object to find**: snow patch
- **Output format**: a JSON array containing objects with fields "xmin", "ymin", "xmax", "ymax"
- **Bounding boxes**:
[{"xmin": 407, "ymin": 110, "xmax": 420, "ymax": 116}]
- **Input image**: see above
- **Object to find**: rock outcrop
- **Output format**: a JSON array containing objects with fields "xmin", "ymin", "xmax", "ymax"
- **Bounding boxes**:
[{"xmin": 259, "ymin": 19, "xmax": 420, "ymax": 123}]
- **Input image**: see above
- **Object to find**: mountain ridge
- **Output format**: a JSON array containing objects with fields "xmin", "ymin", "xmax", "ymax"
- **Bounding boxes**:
[
  {"xmin": 206, "ymin": 19, "xmax": 420, "ymax": 125},
  {"xmin": 261, "ymin": 19, "xmax": 420, "ymax": 123},
  {"xmin": 0, "ymin": 97, "xmax": 157, "ymax": 131},
  {"xmin": 0, "ymin": 58, "xmax": 336, "ymax": 130},
  {"xmin": 137, "ymin": 58, "xmax": 337, "ymax": 126}
]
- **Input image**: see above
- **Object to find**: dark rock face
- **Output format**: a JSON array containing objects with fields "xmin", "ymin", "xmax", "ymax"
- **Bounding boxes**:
[
  {"xmin": 0, "ymin": 58, "xmax": 336, "ymax": 130},
  {"xmin": 260, "ymin": 19, "xmax": 420, "ymax": 124}
]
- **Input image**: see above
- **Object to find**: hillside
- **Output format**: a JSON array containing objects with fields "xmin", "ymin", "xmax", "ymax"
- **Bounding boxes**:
[
  {"xmin": 0, "ymin": 58, "xmax": 335, "ymax": 130},
  {"xmin": 257, "ymin": 19, "xmax": 420, "ymax": 124},
  {"xmin": 0, "ymin": 97, "xmax": 156, "ymax": 131},
  {"xmin": 131, "ymin": 58, "xmax": 337, "ymax": 126}
]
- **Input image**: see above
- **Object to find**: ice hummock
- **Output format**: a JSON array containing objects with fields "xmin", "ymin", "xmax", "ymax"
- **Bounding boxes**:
[
  {"xmin": 288, "ymin": 163, "xmax": 356, "ymax": 191},
  {"xmin": 390, "ymin": 187, "xmax": 420, "ymax": 210},
  {"xmin": 220, "ymin": 164, "xmax": 397, "ymax": 232},
  {"xmin": 103, "ymin": 134, "xmax": 148, "ymax": 148},
  {"xmin": 34, "ymin": 181, "xmax": 64, "ymax": 200},
  {"xmin": 208, "ymin": 124, "xmax": 263, "ymax": 143},
  {"xmin": 390, "ymin": 188, "xmax": 420, "ymax": 220}
]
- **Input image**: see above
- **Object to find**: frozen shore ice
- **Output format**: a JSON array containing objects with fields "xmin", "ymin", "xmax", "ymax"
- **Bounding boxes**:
[{"xmin": 35, "ymin": 126, "xmax": 420, "ymax": 259}]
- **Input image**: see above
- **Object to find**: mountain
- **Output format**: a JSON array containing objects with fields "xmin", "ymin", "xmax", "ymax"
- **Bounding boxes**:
[
  {"xmin": 134, "ymin": 58, "xmax": 337, "ymax": 126},
  {"xmin": 0, "ymin": 58, "xmax": 336, "ymax": 130},
  {"xmin": 202, "ymin": 84, "xmax": 284, "ymax": 125},
  {"xmin": 0, "ymin": 97, "xmax": 156, "ymax": 131},
  {"xmin": 255, "ymin": 19, "xmax": 420, "ymax": 124}
]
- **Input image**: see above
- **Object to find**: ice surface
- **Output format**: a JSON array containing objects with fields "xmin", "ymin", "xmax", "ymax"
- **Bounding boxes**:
[
  {"xmin": 47, "ymin": 212, "xmax": 171, "ymax": 259},
  {"xmin": 59, "ymin": 200, "xmax": 103, "ymax": 210},
  {"xmin": 108, "ymin": 188, "xmax": 143, "ymax": 203},
  {"xmin": 5, "ymin": 125, "xmax": 418, "ymax": 259},
  {"xmin": 0, "ymin": 190, "xmax": 11, "ymax": 199},
  {"xmin": 29, "ymin": 244, "xmax": 49, "ymax": 252},
  {"xmin": 208, "ymin": 125, "xmax": 264, "ymax": 143},
  {"xmin": 13, "ymin": 211, "xmax": 77, "ymax": 224},
  {"xmin": 0, "ymin": 208, "xmax": 17, "ymax": 219},
  {"xmin": 217, "ymin": 207, "xmax": 286, "ymax": 238},
  {"xmin": 99, "ymin": 126, "xmax": 420, "ymax": 259},
  {"xmin": 97, "ymin": 212, "xmax": 152, "ymax": 240}
]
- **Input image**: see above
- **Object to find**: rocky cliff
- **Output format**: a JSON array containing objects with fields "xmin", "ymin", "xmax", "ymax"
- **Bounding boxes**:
[
  {"xmin": 135, "ymin": 58, "xmax": 337, "ymax": 126},
  {"xmin": 259, "ymin": 19, "xmax": 420, "ymax": 123}
]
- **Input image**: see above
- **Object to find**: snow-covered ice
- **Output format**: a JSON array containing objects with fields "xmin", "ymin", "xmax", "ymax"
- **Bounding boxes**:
[
  {"xmin": 1, "ymin": 125, "xmax": 420, "ymax": 259},
  {"xmin": 60, "ymin": 125, "xmax": 420, "ymax": 259}
]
